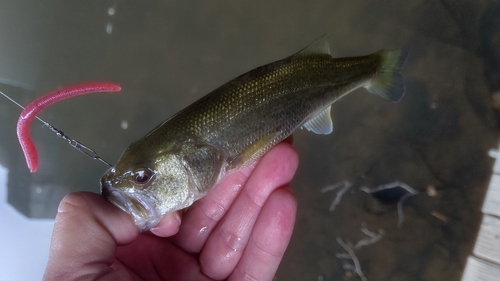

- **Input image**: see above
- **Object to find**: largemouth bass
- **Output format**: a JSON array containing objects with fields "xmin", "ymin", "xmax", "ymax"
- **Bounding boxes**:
[{"xmin": 101, "ymin": 36, "xmax": 407, "ymax": 231}]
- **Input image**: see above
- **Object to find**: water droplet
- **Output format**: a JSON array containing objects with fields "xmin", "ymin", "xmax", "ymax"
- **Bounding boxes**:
[
  {"xmin": 121, "ymin": 120, "xmax": 128, "ymax": 130},
  {"xmin": 199, "ymin": 226, "xmax": 208, "ymax": 234},
  {"xmin": 106, "ymin": 23, "xmax": 113, "ymax": 34}
]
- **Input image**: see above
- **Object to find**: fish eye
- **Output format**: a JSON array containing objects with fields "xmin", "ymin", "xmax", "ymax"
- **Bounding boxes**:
[{"xmin": 133, "ymin": 168, "xmax": 155, "ymax": 186}]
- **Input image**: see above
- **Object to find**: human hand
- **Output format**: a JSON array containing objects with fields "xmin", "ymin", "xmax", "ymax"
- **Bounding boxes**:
[{"xmin": 43, "ymin": 142, "xmax": 299, "ymax": 281}]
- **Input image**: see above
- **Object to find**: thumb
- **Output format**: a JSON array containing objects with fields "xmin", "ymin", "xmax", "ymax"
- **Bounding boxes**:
[{"xmin": 43, "ymin": 192, "xmax": 139, "ymax": 281}]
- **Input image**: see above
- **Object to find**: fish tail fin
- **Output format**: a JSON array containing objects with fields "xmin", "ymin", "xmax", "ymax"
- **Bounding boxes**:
[{"xmin": 366, "ymin": 49, "xmax": 408, "ymax": 102}]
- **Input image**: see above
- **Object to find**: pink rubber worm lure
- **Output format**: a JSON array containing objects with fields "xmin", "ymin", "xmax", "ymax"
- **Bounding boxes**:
[{"xmin": 17, "ymin": 82, "xmax": 121, "ymax": 172}]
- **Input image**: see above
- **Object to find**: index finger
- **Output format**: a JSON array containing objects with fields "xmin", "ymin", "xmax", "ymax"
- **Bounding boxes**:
[{"xmin": 170, "ymin": 163, "xmax": 257, "ymax": 253}]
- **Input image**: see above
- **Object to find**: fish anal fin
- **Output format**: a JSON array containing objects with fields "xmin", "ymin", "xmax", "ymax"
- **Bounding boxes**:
[
  {"xmin": 302, "ymin": 105, "xmax": 333, "ymax": 135},
  {"xmin": 294, "ymin": 35, "xmax": 331, "ymax": 57}
]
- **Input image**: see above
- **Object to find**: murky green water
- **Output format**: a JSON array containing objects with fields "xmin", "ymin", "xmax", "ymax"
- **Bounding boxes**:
[{"xmin": 1, "ymin": 1, "xmax": 499, "ymax": 280}]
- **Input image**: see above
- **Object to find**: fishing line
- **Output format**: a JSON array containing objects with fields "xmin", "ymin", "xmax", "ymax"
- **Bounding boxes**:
[{"xmin": 0, "ymin": 89, "xmax": 112, "ymax": 167}]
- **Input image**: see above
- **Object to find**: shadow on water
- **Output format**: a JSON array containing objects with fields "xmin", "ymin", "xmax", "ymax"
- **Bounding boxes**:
[{"xmin": 0, "ymin": 1, "xmax": 499, "ymax": 280}]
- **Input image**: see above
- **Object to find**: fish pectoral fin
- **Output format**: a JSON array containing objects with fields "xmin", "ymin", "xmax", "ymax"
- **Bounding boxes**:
[
  {"xmin": 227, "ymin": 132, "xmax": 280, "ymax": 171},
  {"xmin": 181, "ymin": 143, "xmax": 227, "ymax": 193},
  {"xmin": 294, "ymin": 34, "xmax": 331, "ymax": 57},
  {"xmin": 366, "ymin": 49, "xmax": 408, "ymax": 102},
  {"xmin": 301, "ymin": 105, "xmax": 333, "ymax": 135}
]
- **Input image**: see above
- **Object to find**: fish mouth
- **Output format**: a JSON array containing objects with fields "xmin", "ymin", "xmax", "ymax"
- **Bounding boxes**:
[{"xmin": 101, "ymin": 179, "xmax": 162, "ymax": 232}]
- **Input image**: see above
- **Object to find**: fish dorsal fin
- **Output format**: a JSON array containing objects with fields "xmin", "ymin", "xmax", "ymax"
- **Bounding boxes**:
[
  {"xmin": 302, "ymin": 105, "xmax": 333, "ymax": 135},
  {"xmin": 295, "ymin": 35, "xmax": 331, "ymax": 57}
]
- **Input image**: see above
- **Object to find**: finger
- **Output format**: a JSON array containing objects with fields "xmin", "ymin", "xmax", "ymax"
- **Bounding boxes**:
[
  {"xmin": 115, "ymin": 235, "xmax": 213, "ymax": 281},
  {"xmin": 149, "ymin": 211, "xmax": 182, "ymax": 237},
  {"xmin": 229, "ymin": 187, "xmax": 296, "ymax": 281},
  {"xmin": 171, "ymin": 163, "xmax": 256, "ymax": 253},
  {"xmin": 199, "ymin": 143, "xmax": 298, "ymax": 280},
  {"xmin": 173, "ymin": 143, "xmax": 297, "ymax": 253},
  {"xmin": 43, "ymin": 192, "xmax": 138, "ymax": 281}
]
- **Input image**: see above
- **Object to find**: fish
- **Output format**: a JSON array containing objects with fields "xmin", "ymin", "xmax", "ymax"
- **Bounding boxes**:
[{"xmin": 100, "ymin": 36, "xmax": 407, "ymax": 231}]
